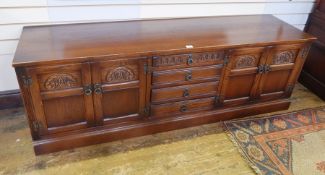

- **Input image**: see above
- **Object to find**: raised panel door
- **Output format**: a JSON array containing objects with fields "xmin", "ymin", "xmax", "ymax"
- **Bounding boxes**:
[
  {"xmin": 26, "ymin": 63, "xmax": 95, "ymax": 136},
  {"xmin": 91, "ymin": 58, "xmax": 148, "ymax": 125},
  {"xmin": 219, "ymin": 47, "xmax": 268, "ymax": 106},
  {"xmin": 258, "ymin": 44, "xmax": 311, "ymax": 101}
]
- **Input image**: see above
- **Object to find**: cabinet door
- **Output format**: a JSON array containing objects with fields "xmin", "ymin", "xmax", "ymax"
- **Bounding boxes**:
[
  {"xmin": 258, "ymin": 44, "xmax": 310, "ymax": 100},
  {"xmin": 27, "ymin": 63, "xmax": 95, "ymax": 136},
  {"xmin": 92, "ymin": 58, "xmax": 147, "ymax": 125},
  {"xmin": 219, "ymin": 47, "xmax": 268, "ymax": 106}
]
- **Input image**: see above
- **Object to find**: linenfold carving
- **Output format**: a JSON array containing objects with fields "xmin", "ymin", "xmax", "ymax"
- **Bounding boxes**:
[
  {"xmin": 273, "ymin": 51, "xmax": 296, "ymax": 64},
  {"xmin": 44, "ymin": 73, "xmax": 77, "ymax": 90},
  {"xmin": 106, "ymin": 67, "xmax": 135, "ymax": 83},
  {"xmin": 235, "ymin": 55, "xmax": 256, "ymax": 68}
]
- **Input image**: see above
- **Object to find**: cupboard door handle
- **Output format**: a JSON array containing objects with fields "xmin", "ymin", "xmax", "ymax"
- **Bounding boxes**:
[
  {"xmin": 180, "ymin": 105, "xmax": 187, "ymax": 112},
  {"xmin": 183, "ymin": 89, "xmax": 190, "ymax": 97},
  {"xmin": 83, "ymin": 85, "xmax": 92, "ymax": 96},
  {"xmin": 187, "ymin": 54, "xmax": 193, "ymax": 65},
  {"xmin": 265, "ymin": 65, "xmax": 271, "ymax": 73},
  {"xmin": 94, "ymin": 83, "xmax": 102, "ymax": 94},
  {"xmin": 257, "ymin": 65, "xmax": 264, "ymax": 74},
  {"xmin": 185, "ymin": 72, "xmax": 192, "ymax": 81}
]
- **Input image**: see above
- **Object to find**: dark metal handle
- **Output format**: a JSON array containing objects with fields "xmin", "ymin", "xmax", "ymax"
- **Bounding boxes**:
[
  {"xmin": 83, "ymin": 85, "xmax": 92, "ymax": 96},
  {"xmin": 187, "ymin": 54, "xmax": 193, "ymax": 65},
  {"xmin": 94, "ymin": 83, "xmax": 102, "ymax": 94},
  {"xmin": 183, "ymin": 89, "xmax": 190, "ymax": 97},
  {"xmin": 185, "ymin": 72, "xmax": 192, "ymax": 81},
  {"xmin": 264, "ymin": 65, "xmax": 271, "ymax": 73},
  {"xmin": 215, "ymin": 96, "xmax": 220, "ymax": 105},
  {"xmin": 180, "ymin": 105, "xmax": 187, "ymax": 112},
  {"xmin": 257, "ymin": 65, "xmax": 264, "ymax": 74}
]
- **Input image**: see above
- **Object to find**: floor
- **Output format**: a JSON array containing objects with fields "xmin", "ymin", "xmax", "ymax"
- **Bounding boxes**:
[{"xmin": 0, "ymin": 83, "xmax": 324, "ymax": 175}]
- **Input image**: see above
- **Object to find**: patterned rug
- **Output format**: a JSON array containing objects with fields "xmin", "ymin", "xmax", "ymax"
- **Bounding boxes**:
[{"xmin": 224, "ymin": 107, "xmax": 325, "ymax": 175}]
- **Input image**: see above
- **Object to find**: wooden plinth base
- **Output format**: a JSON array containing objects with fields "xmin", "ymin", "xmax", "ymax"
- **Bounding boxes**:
[{"xmin": 34, "ymin": 99, "xmax": 290, "ymax": 155}]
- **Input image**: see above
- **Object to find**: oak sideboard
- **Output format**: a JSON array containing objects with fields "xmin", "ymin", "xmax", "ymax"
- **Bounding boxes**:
[{"xmin": 13, "ymin": 15, "xmax": 316, "ymax": 155}]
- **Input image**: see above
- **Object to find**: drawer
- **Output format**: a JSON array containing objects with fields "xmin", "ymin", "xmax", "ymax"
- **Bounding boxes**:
[
  {"xmin": 152, "ymin": 51, "xmax": 225, "ymax": 69},
  {"xmin": 151, "ymin": 81, "xmax": 218, "ymax": 104},
  {"xmin": 152, "ymin": 64, "xmax": 223, "ymax": 88},
  {"xmin": 151, "ymin": 97, "xmax": 215, "ymax": 117}
]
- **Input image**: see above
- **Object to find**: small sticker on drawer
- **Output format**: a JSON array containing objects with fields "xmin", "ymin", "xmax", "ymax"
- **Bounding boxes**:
[{"xmin": 186, "ymin": 45, "xmax": 194, "ymax": 49}]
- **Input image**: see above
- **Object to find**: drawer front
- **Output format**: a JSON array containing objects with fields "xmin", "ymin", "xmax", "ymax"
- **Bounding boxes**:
[
  {"xmin": 152, "ymin": 64, "xmax": 223, "ymax": 88},
  {"xmin": 151, "ymin": 82, "xmax": 218, "ymax": 104},
  {"xmin": 152, "ymin": 51, "xmax": 225, "ymax": 69},
  {"xmin": 151, "ymin": 97, "xmax": 215, "ymax": 117}
]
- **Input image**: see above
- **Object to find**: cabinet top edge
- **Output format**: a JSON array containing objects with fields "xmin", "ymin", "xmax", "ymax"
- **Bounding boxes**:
[{"xmin": 13, "ymin": 15, "xmax": 316, "ymax": 67}]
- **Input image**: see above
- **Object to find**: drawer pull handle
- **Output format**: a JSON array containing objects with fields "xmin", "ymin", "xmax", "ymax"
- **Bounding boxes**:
[
  {"xmin": 94, "ymin": 83, "xmax": 102, "ymax": 94},
  {"xmin": 187, "ymin": 55, "xmax": 193, "ymax": 65},
  {"xmin": 185, "ymin": 72, "xmax": 192, "ymax": 81},
  {"xmin": 83, "ymin": 85, "xmax": 92, "ymax": 96},
  {"xmin": 180, "ymin": 105, "xmax": 187, "ymax": 112},
  {"xmin": 183, "ymin": 89, "xmax": 190, "ymax": 97}
]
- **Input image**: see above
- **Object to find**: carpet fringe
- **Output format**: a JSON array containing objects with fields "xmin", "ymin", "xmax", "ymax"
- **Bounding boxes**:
[{"xmin": 223, "ymin": 123, "xmax": 262, "ymax": 175}]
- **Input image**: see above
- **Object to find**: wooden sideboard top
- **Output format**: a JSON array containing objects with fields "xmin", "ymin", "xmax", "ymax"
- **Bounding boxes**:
[{"xmin": 13, "ymin": 15, "xmax": 315, "ymax": 67}]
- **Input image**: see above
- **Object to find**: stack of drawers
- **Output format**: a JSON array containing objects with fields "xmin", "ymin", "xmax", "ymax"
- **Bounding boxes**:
[{"xmin": 150, "ymin": 51, "xmax": 226, "ymax": 117}]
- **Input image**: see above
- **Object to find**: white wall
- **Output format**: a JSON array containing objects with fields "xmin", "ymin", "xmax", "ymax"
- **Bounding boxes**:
[{"xmin": 0, "ymin": 0, "xmax": 315, "ymax": 91}]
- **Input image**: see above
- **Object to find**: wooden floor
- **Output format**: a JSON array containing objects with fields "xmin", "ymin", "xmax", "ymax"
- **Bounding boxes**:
[{"xmin": 0, "ymin": 83, "xmax": 324, "ymax": 175}]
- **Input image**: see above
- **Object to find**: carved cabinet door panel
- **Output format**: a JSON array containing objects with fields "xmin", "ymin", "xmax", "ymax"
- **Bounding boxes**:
[
  {"xmin": 91, "ymin": 58, "xmax": 147, "ymax": 125},
  {"xmin": 218, "ymin": 47, "xmax": 268, "ymax": 106},
  {"xmin": 26, "ymin": 63, "xmax": 95, "ymax": 136},
  {"xmin": 257, "ymin": 44, "xmax": 311, "ymax": 101}
]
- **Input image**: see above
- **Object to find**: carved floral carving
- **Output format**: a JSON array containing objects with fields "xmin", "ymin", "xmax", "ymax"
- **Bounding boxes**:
[
  {"xmin": 153, "ymin": 52, "xmax": 224, "ymax": 66},
  {"xmin": 235, "ymin": 55, "xmax": 256, "ymax": 68},
  {"xmin": 301, "ymin": 45, "xmax": 311, "ymax": 59},
  {"xmin": 44, "ymin": 73, "xmax": 78, "ymax": 90},
  {"xmin": 106, "ymin": 67, "xmax": 135, "ymax": 83},
  {"xmin": 273, "ymin": 51, "xmax": 296, "ymax": 65}
]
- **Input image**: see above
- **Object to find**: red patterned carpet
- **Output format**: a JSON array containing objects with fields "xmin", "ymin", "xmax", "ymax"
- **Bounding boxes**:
[{"xmin": 224, "ymin": 107, "xmax": 325, "ymax": 175}]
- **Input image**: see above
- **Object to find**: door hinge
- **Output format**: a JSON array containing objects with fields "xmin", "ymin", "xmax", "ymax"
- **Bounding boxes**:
[
  {"xmin": 144, "ymin": 63, "xmax": 151, "ymax": 74},
  {"xmin": 21, "ymin": 76, "xmax": 32, "ymax": 87},
  {"xmin": 32, "ymin": 121, "xmax": 42, "ymax": 132},
  {"xmin": 285, "ymin": 85, "xmax": 295, "ymax": 93},
  {"xmin": 214, "ymin": 95, "xmax": 224, "ymax": 105},
  {"xmin": 223, "ymin": 55, "xmax": 230, "ymax": 66},
  {"xmin": 144, "ymin": 106, "xmax": 150, "ymax": 115}
]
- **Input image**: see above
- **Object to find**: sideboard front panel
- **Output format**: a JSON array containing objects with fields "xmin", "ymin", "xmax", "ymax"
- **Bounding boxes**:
[
  {"xmin": 12, "ymin": 15, "xmax": 315, "ymax": 154},
  {"xmin": 91, "ymin": 58, "xmax": 148, "ymax": 125},
  {"xmin": 259, "ymin": 44, "xmax": 308, "ymax": 101},
  {"xmin": 219, "ymin": 47, "xmax": 267, "ymax": 106},
  {"xmin": 27, "ymin": 63, "xmax": 95, "ymax": 135}
]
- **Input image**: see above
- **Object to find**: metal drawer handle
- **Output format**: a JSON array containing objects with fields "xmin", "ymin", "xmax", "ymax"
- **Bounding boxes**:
[
  {"xmin": 180, "ymin": 105, "xmax": 187, "ymax": 112},
  {"xmin": 183, "ymin": 88, "xmax": 190, "ymax": 97},
  {"xmin": 185, "ymin": 72, "xmax": 192, "ymax": 81},
  {"xmin": 187, "ymin": 54, "xmax": 193, "ymax": 65},
  {"xmin": 94, "ymin": 83, "xmax": 102, "ymax": 94},
  {"xmin": 83, "ymin": 85, "xmax": 92, "ymax": 96}
]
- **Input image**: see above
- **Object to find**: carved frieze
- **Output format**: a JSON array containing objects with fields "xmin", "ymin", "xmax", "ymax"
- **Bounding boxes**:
[
  {"xmin": 153, "ymin": 52, "xmax": 224, "ymax": 67},
  {"xmin": 273, "ymin": 51, "xmax": 296, "ymax": 65},
  {"xmin": 106, "ymin": 67, "xmax": 135, "ymax": 83},
  {"xmin": 300, "ymin": 45, "xmax": 311, "ymax": 59},
  {"xmin": 44, "ymin": 73, "xmax": 78, "ymax": 90},
  {"xmin": 235, "ymin": 55, "xmax": 256, "ymax": 69}
]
